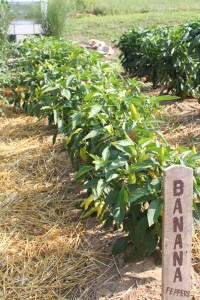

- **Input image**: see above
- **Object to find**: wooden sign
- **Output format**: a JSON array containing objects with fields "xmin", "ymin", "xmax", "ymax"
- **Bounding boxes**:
[{"xmin": 162, "ymin": 165, "xmax": 193, "ymax": 300}]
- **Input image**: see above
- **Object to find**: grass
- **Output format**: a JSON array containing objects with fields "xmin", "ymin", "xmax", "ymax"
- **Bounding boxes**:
[
  {"xmin": 86, "ymin": 0, "xmax": 200, "ymax": 15},
  {"xmin": 65, "ymin": 11, "xmax": 200, "ymax": 44},
  {"xmin": 64, "ymin": 0, "xmax": 200, "ymax": 44}
]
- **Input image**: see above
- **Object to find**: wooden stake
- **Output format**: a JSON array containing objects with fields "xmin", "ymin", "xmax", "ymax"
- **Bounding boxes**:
[{"xmin": 162, "ymin": 165, "xmax": 193, "ymax": 300}]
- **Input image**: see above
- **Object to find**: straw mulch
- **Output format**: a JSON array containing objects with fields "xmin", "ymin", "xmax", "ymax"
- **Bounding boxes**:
[
  {"xmin": 163, "ymin": 99, "xmax": 200, "ymax": 152},
  {"xmin": 0, "ymin": 104, "xmax": 112, "ymax": 300}
]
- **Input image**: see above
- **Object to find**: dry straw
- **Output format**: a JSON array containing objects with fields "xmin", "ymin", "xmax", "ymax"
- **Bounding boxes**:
[{"xmin": 0, "ymin": 104, "xmax": 112, "ymax": 300}]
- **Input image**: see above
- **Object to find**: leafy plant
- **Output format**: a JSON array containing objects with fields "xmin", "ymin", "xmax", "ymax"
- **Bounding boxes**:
[
  {"xmin": 36, "ymin": 0, "xmax": 71, "ymax": 37},
  {"xmin": 118, "ymin": 20, "xmax": 200, "ymax": 99},
  {"xmin": 0, "ymin": 0, "xmax": 13, "ymax": 51},
  {"xmin": 0, "ymin": 1, "xmax": 14, "ymax": 99},
  {"xmin": 75, "ymin": 0, "xmax": 96, "ymax": 13},
  {"xmin": 7, "ymin": 36, "xmax": 200, "ymax": 261}
]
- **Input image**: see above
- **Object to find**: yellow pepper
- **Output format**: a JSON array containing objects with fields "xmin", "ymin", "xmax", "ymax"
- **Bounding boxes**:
[{"xmin": 130, "ymin": 103, "xmax": 140, "ymax": 120}]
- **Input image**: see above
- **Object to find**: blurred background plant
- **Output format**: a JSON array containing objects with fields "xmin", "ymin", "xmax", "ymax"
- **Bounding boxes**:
[
  {"xmin": 36, "ymin": 0, "xmax": 72, "ymax": 37},
  {"xmin": 75, "ymin": 0, "xmax": 98, "ymax": 14},
  {"xmin": 0, "ymin": 0, "xmax": 14, "ymax": 104},
  {"xmin": 0, "ymin": 0, "xmax": 13, "ymax": 52}
]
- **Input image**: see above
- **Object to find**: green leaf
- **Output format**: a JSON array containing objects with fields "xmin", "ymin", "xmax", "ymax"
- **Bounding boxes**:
[
  {"xmin": 180, "ymin": 150, "xmax": 192, "ymax": 159},
  {"xmin": 149, "ymin": 177, "xmax": 160, "ymax": 187},
  {"xmin": 112, "ymin": 139, "xmax": 134, "ymax": 148},
  {"xmin": 113, "ymin": 187, "xmax": 128, "ymax": 227},
  {"xmin": 188, "ymin": 153, "xmax": 200, "ymax": 162},
  {"xmin": 124, "ymin": 243, "xmax": 147, "ymax": 262},
  {"xmin": 149, "ymin": 177, "xmax": 161, "ymax": 190},
  {"xmin": 40, "ymin": 106, "xmax": 52, "ymax": 111},
  {"xmin": 106, "ymin": 172, "xmax": 119, "ymax": 182},
  {"xmin": 147, "ymin": 199, "xmax": 162, "ymax": 227},
  {"xmin": 112, "ymin": 237, "xmax": 128, "ymax": 255},
  {"xmin": 193, "ymin": 211, "xmax": 200, "ymax": 226},
  {"xmin": 154, "ymin": 222, "xmax": 162, "ymax": 237},
  {"xmin": 105, "ymin": 190, "xmax": 119, "ymax": 207},
  {"xmin": 119, "ymin": 186, "xmax": 128, "ymax": 204},
  {"xmin": 130, "ymin": 203, "xmax": 142, "ymax": 221},
  {"xmin": 130, "ymin": 162, "xmax": 153, "ymax": 173},
  {"xmin": 155, "ymin": 95, "xmax": 179, "ymax": 102},
  {"xmin": 156, "ymin": 131, "xmax": 168, "ymax": 145},
  {"xmin": 95, "ymin": 159, "xmax": 106, "ymax": 171},
  {"xmin": 112, "ymin": 205, "xmax": 124, "ymax": 227},
  {"xmin": 112, "ymin": 140, "xmax": 136, "ymax": 155},
  {"xmin": 193, "ymin": 202, "xmax": 200, "ymax": 226},
  {"xmin": 84, "ymin": 178, "xmax": 99, "ymax": 188},
  {"xmin": 83, "ymin": 129, "xmax": 103, "ymax": 140},
  {"xmin": 194, "ymin": 181, "xmax": 200, "ymax": 197},
  {"xmin": 58, "ymin": 119, "xmax": 64, "ymax": 131},
  {"xmin": 53, "ymin": 109, "xmax": 58, "ymax": 124},
  {"xmin": 42, "ymin": 86, "xmax": 58, "ymax": 93},
  {"xmin": 103, "ymin": 215, "xmax": 114, "ymax": 229},
  {"xmin": 89, "ymin": 105, "xmax": 102, "ymax": 118},
  {"xmin": 84, "ymin": 92, "xmax": 95, "ymax": 101},
  {"xmin": 107, "ymin": 158, "xmax": 127, "ymax": 171},
  {"xmin": 129, "ymin": 188, "xmax": 151, "ymax": 204},
  {"xmin": 143, "ymin": 230, "xmax": 158, "ymax": 253},
  {"xmin": 74, "ymin": 166, "xmax": 94, "ymax": 180},
  {"xmin": 96, "ymin": 179, "xmax": 106, "ymax": 197},
  {"xmin": 72, "ymin": 112, "xmax": 82, "ymax": 129},
  {"xmin": 138, "ymin": 138, "xmax": 152, "ymax": 148},
  {"xmin": 66, "ymin": 74, "xmax": 75, "ymax": 86},
  {"xmin": 135, "ymin": 216, "xmax": 148, "ymax": 238},
  {"xmin": 52, "ymin": 130, "xmax": 58, "ymax": 145},
  {"xmin": 61, "ymin": 89, "xmax": 71, "ymax": 100},
  {"xmin": 102, "ymin": 146, "xmax": 110, "ymax": 161},
  {"xmin": 195, "ymin": 167, "xmax": 200, "ymax": 175}
]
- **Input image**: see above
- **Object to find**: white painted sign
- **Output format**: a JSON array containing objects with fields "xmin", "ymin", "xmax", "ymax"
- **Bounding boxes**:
[{"xmin": 162, "ymin": 165, "xmax": 193, "ymax": 300}]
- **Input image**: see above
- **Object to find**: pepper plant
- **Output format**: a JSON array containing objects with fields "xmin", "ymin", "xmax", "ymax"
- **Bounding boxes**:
[
  {"xmin": 7, "ymin": 36, "xmax": 200, "ymax": 261},
  {"xmin": 118, "ymin": 19, "xmax": 200, "ymax": 99}
]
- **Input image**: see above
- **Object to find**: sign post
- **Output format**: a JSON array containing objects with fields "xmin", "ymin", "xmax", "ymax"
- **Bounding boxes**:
[{"xmin": 162, "ymin": 165, "xmax": 193, "ymax": 300}]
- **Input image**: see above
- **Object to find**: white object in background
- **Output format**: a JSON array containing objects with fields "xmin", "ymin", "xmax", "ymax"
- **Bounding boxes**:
[{"xmin": 7, "ymin": 0, "xmax": 47, "ymax": 37}]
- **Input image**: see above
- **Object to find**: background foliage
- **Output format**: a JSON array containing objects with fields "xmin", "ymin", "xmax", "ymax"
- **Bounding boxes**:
[
  {"xmin": 0, "ymin": 0, "xmax": 13, "ymax": 99},
  {"xmin": 36, "ymin": 0, "xmax": 70, "ymax": 37},
  {"xmin": 118, "ymin": 20, "xmax": 200, "ymax": 99},
  {"xmin": 0, "ymin": 0, "xmax": 13, "ymax": 44}
]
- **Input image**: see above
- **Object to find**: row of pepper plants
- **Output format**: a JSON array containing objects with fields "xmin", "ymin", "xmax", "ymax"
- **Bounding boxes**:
[
  {"xmin": 5, "ymin": 36, "xmax": 200, "ymax": 261},
  {"xmin": 118, "ymin": 19, "xmax": 200, "ymax": 99}
]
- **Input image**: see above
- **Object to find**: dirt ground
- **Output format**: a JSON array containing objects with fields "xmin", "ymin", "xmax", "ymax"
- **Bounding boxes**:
[
  {"xmin": 0, "ymin": 95, "xmax": 199, "ymax": 300},
  {"xmin": 83, "ymin": 218, "xmax": 200, "ymax": 300}
]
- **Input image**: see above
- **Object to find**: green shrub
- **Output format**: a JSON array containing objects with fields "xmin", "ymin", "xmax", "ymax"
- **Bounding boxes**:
[
  {"xmin": 0, "ymin": 1, "xmax": 14, "ymax": 98},
  {"xmin": 37, "ymin": 0, "xmax": 71, "ymax": 37},
  {"xmin": 118, "ymin": 20, "xmax": 200, "ymax": 99},
  {"xmin": 7, "ymin": 36, "xmax": 200, "ymax": 260},
  {"xmin": 0, "ymin": 0, "xmax": 13, "ymax": 49}
]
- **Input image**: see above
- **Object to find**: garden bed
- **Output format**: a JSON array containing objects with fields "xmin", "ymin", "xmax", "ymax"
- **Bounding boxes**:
[{"xmin": 0, "ymin": 96, "xmax": 199, "ymax": 299}]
